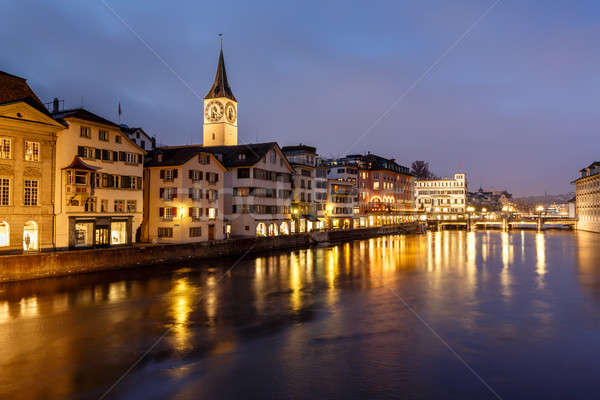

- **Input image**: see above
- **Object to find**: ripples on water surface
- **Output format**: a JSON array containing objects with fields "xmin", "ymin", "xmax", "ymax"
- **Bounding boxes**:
[{"xmin": 2, "ymin": 231, "xmax": 600, "ymax": 399}]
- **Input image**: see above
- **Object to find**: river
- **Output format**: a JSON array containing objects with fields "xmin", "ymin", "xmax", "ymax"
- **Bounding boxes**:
[{"xmin": 1, "ymin": 230, "xmax": 600, "ymax": 399}]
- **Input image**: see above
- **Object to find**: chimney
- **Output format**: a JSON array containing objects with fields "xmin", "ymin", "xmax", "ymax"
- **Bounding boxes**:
[{"xmin": 52, "ymin": 98, "xmax": 59, "ymax": 113}]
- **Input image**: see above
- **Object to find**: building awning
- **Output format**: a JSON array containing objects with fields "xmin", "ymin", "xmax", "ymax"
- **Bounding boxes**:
[{"xmin": 62, "ymin": 156, "xmax": 101, "ymax": 171}]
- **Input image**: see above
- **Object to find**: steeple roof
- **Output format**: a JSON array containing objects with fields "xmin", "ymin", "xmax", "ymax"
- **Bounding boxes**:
[{"xmin": 204, "ymin": 48, "xmax": 237, "ymax": 101}]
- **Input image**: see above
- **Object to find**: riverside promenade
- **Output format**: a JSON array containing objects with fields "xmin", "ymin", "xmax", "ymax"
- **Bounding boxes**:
[{"xmin": 0, "ymin": 223, "xmax": 418, "ymax": 283}]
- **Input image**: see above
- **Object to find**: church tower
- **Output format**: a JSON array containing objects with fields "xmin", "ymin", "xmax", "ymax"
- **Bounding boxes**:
[{"xmin": 203, "ymin": 46, "xmax": 238, "ymax": 146}]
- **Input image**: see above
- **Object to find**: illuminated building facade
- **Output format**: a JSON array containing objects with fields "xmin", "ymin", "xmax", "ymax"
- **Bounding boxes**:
[
  {"xmin": 0, "ymin": 71, "xmax": 66, "ymax": 253},
  {"xmin": 52, "ymin": 108, "xmax": 145, "ymax": 249},
  {"xmin": 415, "ymin": 173, "xmax": 467, "ymax": 220},
  {"xmin": 573, "ymin": 162, "xmax": 600, "ymax": 232},
  {"xmin": 281, "ymin": 144, "xmax": 325, "ymax": 231},
  {"xmin": 142, "ymin": 147, "xmax": 226, "ymax": 242}
]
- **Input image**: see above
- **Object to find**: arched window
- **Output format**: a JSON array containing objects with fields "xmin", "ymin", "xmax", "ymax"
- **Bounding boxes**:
[
  {"xmin": 256, "ymin": 223, "xmax": 267, "ymax": 237},
  {"xmin": 23, "ymin": 221, "xmax": 38, "ymax": 251},
  {"xmin": 268, "ymin": 223, "xmax": 278, "ymax": 236},
  {"xmin": 0, "ymin": 221, "xmax": 9, "ymax": 247},
  {"xmin": 280, "ymin": 221, "xmax": 289, "ymax": 235}
]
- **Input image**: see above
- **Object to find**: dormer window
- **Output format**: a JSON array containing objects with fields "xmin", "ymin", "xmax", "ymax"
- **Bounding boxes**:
[{"xmin": 238, "ymin": 153, "xmax": 246, "ymax": 161}]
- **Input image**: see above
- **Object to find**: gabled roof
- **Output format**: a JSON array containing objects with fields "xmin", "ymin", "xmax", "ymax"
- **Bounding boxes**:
[
  {"xmin": 120, "ymin": 124, "xmax": 152, "ymax": 139},
  {"xmin": 0, "ymin": 97, "xmax": 68, "ymax": 127},
  {"xmin": 145, "ymin": 146, "xmax": 226, "ymax": 170},
  {"xmin": 52, "ymin": 108, "xmax": 120, "ymax": 128},
  {"xmin": 61, "ymin": 156, "xmax": 101, "ymax": 171},
  {"xmin": 204, "ymin": 48, "xmax": 237, "ymax": 101},
  {"xmin": 146, "ymin": 142, "xmax": 293, "ymax": 172},
  {"xmin": 0, "ymin": 71, "xmax": 43, "ymax": 105}
]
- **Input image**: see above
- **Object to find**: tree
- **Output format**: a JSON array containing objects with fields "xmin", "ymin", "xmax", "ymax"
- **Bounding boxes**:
[{"xmin": 411, "ymin": 161, "xmax": 433, "ymax": 179}]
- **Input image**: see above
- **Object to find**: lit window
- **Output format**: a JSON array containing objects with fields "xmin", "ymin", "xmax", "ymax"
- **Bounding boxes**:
[
  {"xmin": 0, "ymin": 138, "xmax": 11, "ymax": 159},
  {"xmin": 23, "ymin": 221, "xmax": 38, "ymax": 251},
  {"xmin": 114, "ymin": 200, "xmax": 125, "ymax": 212},
  {"xmin": 208, "ymin": 208, "xmax": 216, "ymax": 219},
  {"xmin": 24, "ymin": 180, "xmax": 38, "ymax": 206},
  {"xmin": 0, "ymin": 178, "xmax": 9, "ymax": 206},
  {"xmin": 24, "ymin": 141, "xmax": 39, "ymax": 161},
  {"xmin": 110, "ymin": 221, "xmax": 127, "ymax": 245},
  {"xmin": 0, "ymin": 221, "xmax": 8, "ymax": 247}
]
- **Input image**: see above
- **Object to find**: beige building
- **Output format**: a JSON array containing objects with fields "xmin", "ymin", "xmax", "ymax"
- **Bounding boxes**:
[
  {"xmin": 415, "ymin": 173, "xmax": 467, "ymax": 220},
  {"xmin": 0, "ymin": 71, "xmax": 67, "ymax": 253},
  {"xmin": 327, "ymin": 178, "xmax": 359, "ymax": 229},
  {"xmin": 204, "ymin": 143, "xmax": 294, "ymax": 237},
  {"xmin": 142, "ymin": 148, "xmax": 227, "ymax": 242},
  {"xmin": 52, "ymin": 108, "xmax": 145, "ymax": 249},
  {"xmin": 574, "ymin": 162, "xmax": 600, "ymax": 232}
]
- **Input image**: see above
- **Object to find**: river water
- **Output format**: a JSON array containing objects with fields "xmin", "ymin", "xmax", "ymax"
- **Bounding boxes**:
[{"xmin": 1, "ymin": 231, "xmax": 600, "ymax": 399}]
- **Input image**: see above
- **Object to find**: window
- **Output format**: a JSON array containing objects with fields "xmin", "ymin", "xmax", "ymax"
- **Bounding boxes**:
[
  {"xmin": 126, "ymin": 200, "xmax": 137, "ymax": 212},
  {"xmin": 208, "ymin": 208, "xmax": 217, "ymax": 219},
  {"xmin": 234, "ymin": 187, "xmax": 250, "ymax": 196},
  {"xmin": 189, "ymin": 207, "xmax": 202, "ymax": 220},
  {"xmin": 114, "ymin": 200, "xmax": 125, "ymax": 212},
  {"xmin": 24, "ymin": 180, "xmax": 38, "ymax": 206},
  {"xmin": 237, "ymin": 168, "xmax": 250, "ymax": 178},
  {"xmin": 80, "ymin": 126, "xmax": 91, "ymax": 138},
  {"xmin": 125, "ymin": 153, "xmax": 137, "ymax": 164},
  {"xmin": 158, "ymin": 227, "xmax": 173, "ymax": 238},
  {"xmin": 199, "ymin": 154, "xmax": 210, "ymax": 165},
  {"xmin": 0, "ymin": 138, "xmax": 11, "ymax": 159},
  {"xmin": 160, "ymin": 187, "xmax": 177, "ymax": 201},
  {"xmin": 189, "ymin": 227, "xmax": 202, "ymax": 237},
  {"xmin": 189, "ymin": 188, "xmax": 202, "ymax": 201},
  {"xmin": 101, "ymin": 199, "xmax": 108, "ymax": 212},
  {"xmin": 74, "ymin": 171, "xmax": 87, "ymax": 185},
  {"xmin": 189, "ymin": 170, "xmax": 203, "ymax": 181},
  {"xmin": 160, "ymin": 207, "xmax": 176, "ymax": 221},
  {"xmin": 110, "ymin": 221, "xmax": 127, "ymax": 245},
  {"xmin": 160, "ymin": 169, "xmax": 177, "ymax": 181},
  {"xmin": 84, "ymin": 197, "xmax": 96, "ymax": 212},
  {"xmin": 207, "ymin": 189, "xmax": 218, "ymax": 201},
  {"xmin": 207, "ymin": 172, "xmax": 218, "ymax": 184},
  {"xmin": 99, "ymin": 130, "xmax": 109, "ymax": 141},
  {"xmin": 0, "ymin": 221, "xmax": 9, "ymax": 247},
  {"xmin": 115, "ymin": 135, "xmax": 122, "ymax": 143},
  {"xmin": 373, "ymin": 181, "xmax": 380, "ymax": 190},
  {"xmin": 238, "ymin": 153, "xmax": 246, "ymax": 160},
  {"xmin": 0, "ymin": 178, "xmax": 9, "ymax": 206},
  {"xmin": 140, "ymin": 140, "xmax": 145, "ymax": 149},
  {"xmin": 24, "ymin": 141, "xmax": 40, "ymax": 161}
]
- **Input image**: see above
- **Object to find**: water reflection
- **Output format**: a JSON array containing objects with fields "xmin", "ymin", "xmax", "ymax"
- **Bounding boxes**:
[{"xmin": 0, "ymin": 231, "xmax": 598, "ymax": 399}]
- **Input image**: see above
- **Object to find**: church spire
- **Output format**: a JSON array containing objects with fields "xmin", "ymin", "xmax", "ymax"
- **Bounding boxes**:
[{"xmin": 204, "ymin": 46, "xmax": 237, "ymax": 101}]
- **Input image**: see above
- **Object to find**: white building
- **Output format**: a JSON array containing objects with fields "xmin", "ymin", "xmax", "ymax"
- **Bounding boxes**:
[
  {"xmin": 573, "ymin": 162, "xmax": 600, "ymax": 232},
  {"xmin": 120, "ymin": 125, "xmax": 155, "ymax": 152},
  {"xmin": 52, "ymin": 108, "xmax": 145, "ymax": 249},
  {"xmin": 415, "ymin": 173, "xmax": 467, "ymax": 219}
]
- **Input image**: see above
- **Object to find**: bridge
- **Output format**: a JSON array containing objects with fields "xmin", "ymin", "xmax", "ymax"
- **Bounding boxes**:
[{"xmin": 427, "ymin": 216, "xmax": 577, "ymax": 231}]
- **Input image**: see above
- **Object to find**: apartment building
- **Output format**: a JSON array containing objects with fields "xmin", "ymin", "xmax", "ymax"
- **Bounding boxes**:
[
  {"xmin": 327, "ymin": 178, "xmax": 359, "ymax": 229},
  {"xmin": 281, "ymin": 144, "xmax": 325, "ymax": 232},
  {"xmin": 573, "ymin": 162, "xmax": 600, "ymax": 232},
  {"xmin": 0, "ymin": 71, "xmax": 66, "ymax": 253},
  {"xmin": 142, "ymin": 147, "xmax": 226, "ymax": 242},
  {"xmin": 52, "ymin": 108, "xmax": 145, "ymax": 249},
  {"xmin": 203, "ymin": 142, "xmax": 294, "ymax": 237},
  {"xmin": 415, "ymin": 173, "xmax": 467, "ymax": 220}
]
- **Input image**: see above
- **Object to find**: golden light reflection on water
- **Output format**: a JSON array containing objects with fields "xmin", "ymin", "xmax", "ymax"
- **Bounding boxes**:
[
  {"xmin": 19, "ymin": 296, "xmax": 38, "ymax": 318},
  {"xmin": 536, "ymin": 233, "xmax": 547, "ymax": 287},
  {"xmin": 0, "ymin": 301, "xmax": 9, "ymax": 323},
  {"xmin": 170, "ymin": 277, "xmax": 193, "ymax": 352},
  {"xmin": 290, "ymin": 251, "xmax": 302, "ymax": 311},
  {"xmin": 501, "ymin": 232, "xmax": 513, "ymax": 298}
]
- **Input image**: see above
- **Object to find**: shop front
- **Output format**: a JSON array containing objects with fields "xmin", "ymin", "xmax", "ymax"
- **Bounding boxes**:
[{"xmin": 69, "ymin": 216, "xmax": 132, "ymax": 248}]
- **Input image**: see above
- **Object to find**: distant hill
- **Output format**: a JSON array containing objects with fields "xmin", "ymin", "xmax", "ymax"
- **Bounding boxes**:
[{"xmin": 514, "ymin": 193, "xmax": 575, "ymax": 207}]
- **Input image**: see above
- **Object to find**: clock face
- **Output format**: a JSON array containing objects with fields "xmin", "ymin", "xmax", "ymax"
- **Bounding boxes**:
[
  {"xmin": 205, "ymin": 101, "xmax": 224, "ymax": 122},
  {"xmin": 225, "ymin": 103, "xmax": 236, "ymax": 123}
]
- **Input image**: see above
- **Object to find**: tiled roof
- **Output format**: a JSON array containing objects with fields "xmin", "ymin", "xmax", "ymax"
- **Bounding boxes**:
[
  {"xmin": 0, "ymin": 71, "xmax": 43, "ymax": 105},
  {"xmin": 52, "ymin": 108, "xmax": 120, "ymax": 128},
  {"xmin": 145, "ymin": 142, "xmax": 279, "ymax": 169}
]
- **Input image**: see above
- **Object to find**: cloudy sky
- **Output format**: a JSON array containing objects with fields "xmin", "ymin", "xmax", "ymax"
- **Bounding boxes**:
[{"xmin": 2, "ymin": 0, "xmax": 598, "ymax": 196}]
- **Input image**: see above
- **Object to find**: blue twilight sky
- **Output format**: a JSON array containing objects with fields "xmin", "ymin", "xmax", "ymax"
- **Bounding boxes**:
[{"xmin": 1, "ymin": 0, "xmax": 598, "ymax": 196}]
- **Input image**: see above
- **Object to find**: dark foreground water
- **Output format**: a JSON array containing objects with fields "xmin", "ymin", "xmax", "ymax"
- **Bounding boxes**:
[{"xmin": 2, "ymin": 231, "xmax": 600, "ymax": 399}]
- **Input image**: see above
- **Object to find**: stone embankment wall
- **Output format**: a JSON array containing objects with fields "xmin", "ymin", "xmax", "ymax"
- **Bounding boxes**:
[{"xmin": 0, "ymin": 223, "xmax": 417, "ymax": 283}]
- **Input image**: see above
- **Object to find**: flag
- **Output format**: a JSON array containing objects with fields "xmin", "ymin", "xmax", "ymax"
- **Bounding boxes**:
[{"xmin": 118, "ymin": 102, "xmax": 122, "ymax": 116}]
